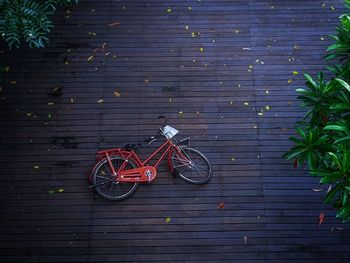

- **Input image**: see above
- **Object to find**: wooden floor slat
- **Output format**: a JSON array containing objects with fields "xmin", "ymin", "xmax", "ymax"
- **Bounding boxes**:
[{"xmin": 0, "ymin": 0, "xmax": 349, "ymax": 262}]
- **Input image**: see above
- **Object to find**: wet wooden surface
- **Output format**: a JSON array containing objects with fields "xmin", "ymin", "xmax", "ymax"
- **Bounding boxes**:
[{"xmin": 0, "ymin": 0, "xmax": 350, "ymax": 262}]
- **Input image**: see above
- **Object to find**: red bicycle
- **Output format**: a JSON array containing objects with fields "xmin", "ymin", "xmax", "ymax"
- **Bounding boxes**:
[{"xmin": 89, "ymin": 116, "xmax": 212, "ymax": 200}]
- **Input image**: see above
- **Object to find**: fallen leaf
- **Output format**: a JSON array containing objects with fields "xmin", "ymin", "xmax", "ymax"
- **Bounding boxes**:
[
  {"xmin": 292, "ymin": 71, "xmax": 299, "ymax": 75},
  {"xmin": 107, "ymin": 21, "xmax": 120, "ymax": 27},
  {"xmin": 102, "ymin": 43, "xmax": 107, "ymax": 49},
  {"xmin": 101, "ymin": 171, "xmax": 106, "ymax": 175},
  {"xmin": 48, "ymin": 102, "xmax": 54, "ymax": 106},
  {"xmin": 188, "ymin": 6, "xmax": 192, "ymax": 10},
  {"xmin": 243, "ymin": 236, "xmax": 248, "ymax": 245},
  {"xmin": 234, "ymin": 29, "xmax": 240, "ymax": 34},
  {"xmin": 293, "ymin": 45, "xmax": 301, "ymax": 51},
  {"xmin": 144, "ymin": 79, "xmax": 150, "ymax": 84},
  {"xmin": 231, "ymin": 157, "xmax": 235, "ymax": 161},
  {"xmin": 322, "ymin": 3, "xmax": 326, "ymax": 8},
  {"xmin": 320, "ymin": 37, "xmax": 325, "ymax": 41},
  {"xmin": 64, "ymin": 60, "xmax": 69, "ymax": 65},
  {"xmin": 253, "ymin": 125, "xmax": 257, "ymax": 129},
  {"xmin": 319, "ymin": 212, "xmax": 325, "ymax": 226},
  {"xmin": 178, "ymin": 111, "xmax": 184, "ymax": 117},
  {"xmin": 114, "ymin": 91, "xmax": 121, "ymax": 97},
  {"xmin": 243, "ymin": 47, "xmax": 252, "ymax": 50},
  {"xmin": 330, "ymin": 5, "xmax": 335, "ymax": 11},
  {"xmin": 97, "ymin": 99, "xmax": 104, "ymax": 103},
  {"xmin": 70, "ymin": 97, "xmax": 75, "ymax": 103},
  {"xmin": 88, "ymin": 55, "xmax": 94, "ymax": 62},
  {"xmin": 217, "ymin": 202, "xmax": 225, "ymax": 209},
  {"xmin": 288, "ymin": 79, "xmax": 293, "ymax": 83},
  {"xmin": 293, "ymin": 158, "xmax": 298, "ymax": 168},
  {"xmin": 244, "ymin": 102, "xmax": 249, "ymax": 106},
  {"xmin": 265, "ymin": 90, "xmax": 269, "ymax": 94},
  {"xmin": 312, "ymin": 188, "xmax": 323, "ymax": 192},
  {"xmin": 48, "ymin": 113, "xmax": 52, "ymax": 119},
  {"xmin": 166, "ymin": 7, "xmax": 172, "ymax": 13},
  {"xmin": 4, "ymin": 66, "xmax": 10, "ymax": 72},
  {"xmin": 265, "ymin": 105, "xmax": 270, "ymax": 110},
  {"xmin": 257, "ymin": 112, "xmax": 263, "ymax": 116},
  {"xmin": 185, "ymin": 25, "xmax": 189, "ymax": 30},
  {"xmin": 48, "ymin": 190, "xmax": 55, "ymax": 195},
  {"xmin": 199, "ymin": 47, "xmax": 204, "ymax": 52},
  {"xmin": 169, "ymin": 98, "xmax": 172, "ymax": 102},
  {"xmin": 165, "ymin": 217, "xmax": 172, "ymax": 223},
  {"xmin": 10, "ymin": 81, "xmax": 16, "ymax": 84},
  {"xmin": 34, "ymin": 165, "xmax": 40, "ymax": 169},
  {"xmin": 105, "ymin": 52, "xmax": 110, "ymax": 56},
  {"xmin": 58, "ymin": 188, "xmax": 64, "ymax": 193}
]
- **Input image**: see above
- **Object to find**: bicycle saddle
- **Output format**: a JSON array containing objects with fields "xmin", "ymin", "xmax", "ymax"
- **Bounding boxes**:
[{"xmin": 125, "ymin": 144, "xmax": 139, "ymax": 151}]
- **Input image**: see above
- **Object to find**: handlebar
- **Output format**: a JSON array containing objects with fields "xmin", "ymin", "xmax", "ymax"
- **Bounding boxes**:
[{"xmin": 144, "ymin": 116, "xmax": 169, "ymax": 146}]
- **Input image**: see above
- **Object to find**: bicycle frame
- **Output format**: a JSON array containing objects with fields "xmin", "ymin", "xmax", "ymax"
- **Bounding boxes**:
[{"xmin": 94, "ymin": 138, "xmax": 189, "ymax": 183}]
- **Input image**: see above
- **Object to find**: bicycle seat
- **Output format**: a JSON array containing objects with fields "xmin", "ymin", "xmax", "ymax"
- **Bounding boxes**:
[{"xmin": 125, "ymin": 144, "xmax": 139, "ymax": 151}]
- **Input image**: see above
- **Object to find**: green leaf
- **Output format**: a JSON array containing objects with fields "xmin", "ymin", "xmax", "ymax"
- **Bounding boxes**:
[
  {"xmin": 323, "ymin": 125, "xmax": 348, "ymax": 132},
  {"xmin": 323, "ymin": 183, "xmax": 341, "ymax": 203},
  {"xmin": 335, "ymin": 136, "xmax": 350, "ymax": 144},
  {"xmin": 335, "ymin": 78, "xmax": 350, "ymax": 93}
]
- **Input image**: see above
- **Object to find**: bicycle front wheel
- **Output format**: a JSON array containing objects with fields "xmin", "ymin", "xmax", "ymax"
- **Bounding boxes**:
[
  {"xmin": 92, "ymin": 156, "xmax": 139, "ymax": 200},
  {"xmin": 170, "ymin": 147, "xmax": 212, "ymax": 184}
]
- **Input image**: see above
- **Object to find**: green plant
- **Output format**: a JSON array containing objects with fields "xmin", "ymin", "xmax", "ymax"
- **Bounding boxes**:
[
  {"xmin": 284, "ymin": 0, "xmax": 350, "ymax": 222},
  {"xmin": 0, "ymin": 0, "xmax": 78, "ymax": 49}
]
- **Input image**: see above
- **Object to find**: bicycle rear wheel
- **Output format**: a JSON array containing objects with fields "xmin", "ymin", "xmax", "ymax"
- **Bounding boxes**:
[
  {"xmin": 170, "ymin": 147, "xmax": 212, "ymax": 184},
  {"xmin": 92, "ymin": 156, "xmax": 139, "ymax": 200}
]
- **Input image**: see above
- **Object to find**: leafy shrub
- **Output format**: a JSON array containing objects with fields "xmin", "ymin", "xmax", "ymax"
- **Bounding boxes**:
[
  {"xmin": 284, "ymin": 1, "xmax": 350, "ymax": 222},
  {"xmin": 0, "ymin": 0, "xmax": 78, "ymax": 49}
]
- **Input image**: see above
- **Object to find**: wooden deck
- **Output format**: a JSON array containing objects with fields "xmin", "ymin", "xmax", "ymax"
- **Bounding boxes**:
[{"xmin": 1, "ymin": 0, "xmax": 350, "ymax": 262}]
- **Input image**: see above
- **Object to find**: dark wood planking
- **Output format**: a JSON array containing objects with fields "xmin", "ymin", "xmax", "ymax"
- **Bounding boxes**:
[{"xmin": 1, "ymin": 0, "xmax": 350, "ymax": 262}]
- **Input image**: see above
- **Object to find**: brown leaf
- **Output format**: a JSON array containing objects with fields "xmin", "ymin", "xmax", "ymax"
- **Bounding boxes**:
[
  {"xmin": 318, "ymin": 212, "xmax": 325, "ymax": 226},
  {"xmin": 88, "ymin": 55, "xmax": 94, "ymax": 62},
  {"xmin": 114, "ymin": 91, "xmax": 121, "ymax": 97},
  {"xmin": 216, "ymin": 202, "xmax": 224, "ymax": 209},
  {"xmin": 108, "ymin": 21, "xmax": 121, "ymax": 27}
]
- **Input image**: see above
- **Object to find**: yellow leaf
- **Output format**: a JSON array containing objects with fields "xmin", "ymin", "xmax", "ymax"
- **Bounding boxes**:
[
  {"xmin": 178, "ymin": 111, "xmax": 184, "ymax": 117},
  {"xmin": 199, "ymin": 47, "xmax": 204, "ymax": 52},
  {"xmin": 166, "ymin": 7, "xmax": 172, "ymax": 13},
  {"xmin": 244, "ymin": 102, "xmax": 249, "ymax": 106},
  {"xmin": 88, "ymin": 55, "xmax": 94, "ymax": 62},
  {"xmin": 114, "ymin": 91, "xmax": 121, "ymax": 97},
  {"xmin": 97, "ymin": 99, "xmax": 104, "ymax": 103},
  {"xmin": 34, "ymin": 165, "xmax": 40, "ymax": 169},
  {"xmin": 248, "ymin": 65, "xmax": 253, "ymax": 69},
  {"xmin": 265, "ymin": 105, "xmax": 270, "ymax": 110},
  {"xmin": 27, "ymin": 113, "xmax": 32, "ymax": 117},
  {"xmin": 292, "ymin": 71, "xmax": 299, "ymax": 75},
  {"xmin": 165, "ymin": 217, "xmax": 172, "ymax": 223},
  {"xmin": 58, "ymin": 188, "xmax": 64, "ymax": 193},
  {"xmin": 330, "ymin": 5, "xmax": 335, "ymax": 11},
  {"xmin": 257, "ymin": 112, "xmax": 263, "ymax": 116},
  {"xmin": 288, "ymin": 79, "xmax": 293, "ymax": 83}
]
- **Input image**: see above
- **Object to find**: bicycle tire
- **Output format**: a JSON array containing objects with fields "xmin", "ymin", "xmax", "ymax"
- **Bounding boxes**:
[
  {"xmin": 92, "ymin": 156, "xmax": 139, "ymax": 200},
  {"xmin": 170, "ymin": 147, "xmax": 212, "ymax": 184}
]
